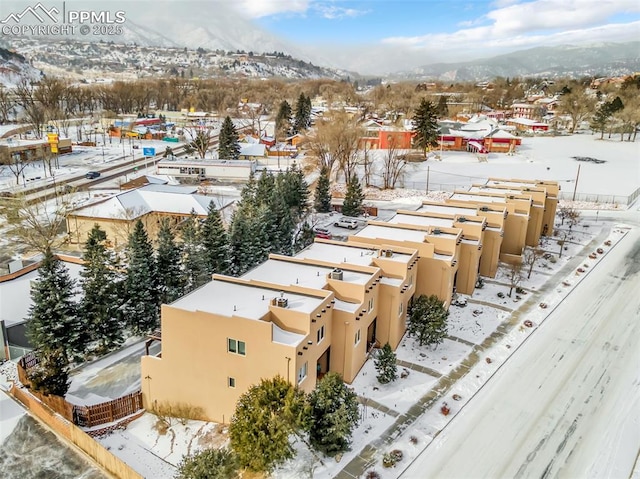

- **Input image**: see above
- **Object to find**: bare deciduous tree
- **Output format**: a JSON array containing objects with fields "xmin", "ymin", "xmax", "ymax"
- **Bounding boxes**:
[
  {"xmin": 523, "ymin": 247, "xmax": 544, "ymax": 279},
  {"xmin": 506, "ymin": 262, "xmax": 523, "ymax": 298},
  {"xmin": 381, "ymin": 135, "xmax": 408, "ymax": 189}
]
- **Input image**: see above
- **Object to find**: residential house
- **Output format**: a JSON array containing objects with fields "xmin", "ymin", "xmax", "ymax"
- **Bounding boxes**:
[{"xmin": 66, "ymin": 184, "xmax": 234, "ymax": 247}]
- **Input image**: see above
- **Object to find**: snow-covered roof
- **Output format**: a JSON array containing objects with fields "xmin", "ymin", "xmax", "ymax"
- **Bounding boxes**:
[
  {"xmin": 449, "ymin": 193, "xmax": 508, "ymax": 204},
  {"xmin": 418, "ymin": 203, "xmax": 478, "ymax": 216},
  {"xmin": 242, "ymin": 258, "xmax": 371, "ymax": 289},
  {"xmin": 272, "ymin": 323, "xmax": 305, "ymax": 346},
  {"xmin": 170, "ymin": 278, "xmax": 324, "ymax": 320},
  {"xmin": 355, "ymin": 224, "xmax": 428, "ymax": 244},
  {"xmin": 488, "ymin": 129, "xmax": 518, "ymax": 139},
  {"xmin": 70, "ymin": 185, "xmax": 230, "ymax": 220},
  {"xmin": 333, "ymin": 299, "xmax": 360, "ymax": 313},
  {"xmin": 295, "ymin": 242, "xmax": 412, "ymax": 266},
  {"xmin": 388, "ymin": 213, "xmax": 455, "ymax": 229},
  {"xmin": 507, "ymin": 118, "xmax": 547, "ymax": 126},
  {"xmin": 239, "ymin": 143, "xmax": 266, "ymax": 157},
  {"xmin": 0, "ymin": 261, "xmax": 84, "ymax": 326}
]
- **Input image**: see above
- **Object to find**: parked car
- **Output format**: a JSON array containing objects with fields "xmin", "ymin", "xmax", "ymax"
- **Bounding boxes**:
[
  {"xmin": 334, "ymin": 217, "xmax": 359, "ymax": 229},
  {"xmin": 314, "ymin": 227, "xmax": 332, "ymax": 239},
  {"xmin": 85, "ymin": 171, "xmax": 101, "ymax": 179}
]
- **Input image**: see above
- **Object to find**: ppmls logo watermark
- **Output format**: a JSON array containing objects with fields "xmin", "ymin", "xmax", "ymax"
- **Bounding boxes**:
[{"xmin": 1, "ymin": 2, "xmax": 126, "ymax": 37}]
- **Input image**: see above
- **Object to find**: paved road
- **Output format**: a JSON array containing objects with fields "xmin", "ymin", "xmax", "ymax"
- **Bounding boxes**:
[{"xmin": 400, "ymin": 227, "xmax": 640, "ymax": 478}]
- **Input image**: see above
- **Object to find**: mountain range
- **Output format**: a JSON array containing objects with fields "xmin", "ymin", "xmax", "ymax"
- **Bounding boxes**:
[{"xmin": 396, "ymin": 42, "xmax": 640, "ymax": 81}]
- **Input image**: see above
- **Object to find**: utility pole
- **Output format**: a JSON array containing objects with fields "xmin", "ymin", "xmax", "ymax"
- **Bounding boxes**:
[{"xmin": 572, "ymin": 164, "xmax": 581, "ymax": 202}]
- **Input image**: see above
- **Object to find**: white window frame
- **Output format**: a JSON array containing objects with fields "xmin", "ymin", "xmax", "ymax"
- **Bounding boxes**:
[
  {"xmin": 227, "ymin": 338, "xmax": 246, "ymax": 356},
  {"xmin": 368, "ymin": 297, "xmax": 374, "ymax": 312},
  {"xmin": 297, "ymin": 362, "xmax": 308, "ymax": 384},
  {"xmin": 317, "ymin": 325, "xmax": 325, "ymax": 344},
  {"xmin": 355, "ymin": 329, "xmax": 361, "ymax": 345},
  {"xmin": 399, "ymin": 302, "xmax": 404, "ymax": 316}
]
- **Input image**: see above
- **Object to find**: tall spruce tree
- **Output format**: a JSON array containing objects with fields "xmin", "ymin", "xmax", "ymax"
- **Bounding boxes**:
[
  {"xmin": 80, "ymin": 225, "xmax": 124, "ymax": 353},
  {"xmin": 293, "ymin": 221, "xmax": 315, "ymax": 253},
  {"xmin": 27, "ymin": 248, "xmax": 83, "ymax": 361},
  {"xmin": 265, "ymin": 190, "xmax": 295, "ymax": 256},
  {"xmin": 255, "ymin": 170, "xmax": 276, "ymax": 206},
  {"xmin": 412, "ymin": 98, "xmax": 440, "ymax": 158},
  {"xmin": 308, "ymin": 372, "xmax": 360, "ymax": 456},
  {"xmin": 181, "ymin": 212, "xmax": 209, "ymax": 291},
  {"xmin": 314, "ymin": 166, "xmax": 332, "ymax": 213},
  {"xmin": 229, "ymin": 376, "xmax": 310, "ymax": 473},
  {"xmin": 293, "ymin": 93, "xmax": 311, "ymax": 133},
  {"xmin": 218, "ymin": 116, "xmax": 240, "ymax": 160},
  {"xmin": 200, "ymin": 202, "xmax": 231, "ymax": 276},
  {"xmin": 278, "ymin": 163, "xmax": 309, "ymax": 222},
  {"xmin": 342, "ymin": 174, "xmax": 364, "ymax": 217},
  {"xmin": 275, "ymin": 100, "xmax": 292, "ymax": 138},
  {"xmin": 156, "ymin": 218, "xmax": 185, "ymax": 304},
  {"xmin": 374, "ymin": 343, "xmax": 398, "ymax": 384},
  {"xmin": 27, "ymin": 348, "xmax": 70, "ymax": 397},
  {"xmin": 123, "ymin": 220, "xmax": 159, "ymax": 334}
]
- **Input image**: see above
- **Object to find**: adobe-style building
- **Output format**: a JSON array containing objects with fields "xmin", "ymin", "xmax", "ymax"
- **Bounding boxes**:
[
  {"xmin": 418, "ymin": 201, "xmax": 505, "ymax": 278},
  {"xmin": 386, "ymin": 211, "xmax": 484, "ymax": 295},
  {"xmin": 294, "ymin": 241, "xmax": 418, "ymax": 350},
  {"xmin": 448, "ymin": 191, "xmax": 530, "ymax": 259},
  {"xmin": 352, "ymin": 221, "xmax": 460, "ymax": 307},
  {"xmin": 140, "ymin": 177, "xmax": 560, "ymax": 424},
  {"xmin": 141, "ymin": 276, "xmax": 336, "ymax": 423}
]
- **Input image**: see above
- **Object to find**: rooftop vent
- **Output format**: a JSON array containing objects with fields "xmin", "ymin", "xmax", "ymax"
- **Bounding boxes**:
[
  {"xmin": 480, "ymin": 206, "xmax": 489, "ymax": 212},
  {"xmin": 382, "ymin": 249, "xmax": 393, "ymax": 258},
  {"xmin": 457, "ymin": 216, "xmax": 467, "ymax": 223},
  {"xmin": 330, "ymin": 268, "xmax": 344, "ymax": 280},
  {"xmin": 273, "ymin": 294, "xmax": 289, "ymax": 308},
  {"xmin": 432, "ymin": 228, "xmax": 442, "ymax": 235}
]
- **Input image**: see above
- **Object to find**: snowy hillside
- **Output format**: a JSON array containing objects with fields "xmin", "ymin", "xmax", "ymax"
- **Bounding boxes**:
[{"xmin": 0, "ymin": 48, "xmax": 43, "ymax": 87}]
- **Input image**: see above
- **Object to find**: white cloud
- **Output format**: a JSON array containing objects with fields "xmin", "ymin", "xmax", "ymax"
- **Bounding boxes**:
[
  {"xmin": 232, "ymin": 0, "xmax": 310, "ymax": 18},
  {"xmin": 383, "ymin": 0, "xmax": 640, "ymax": 50},
  {"xmin": 314, "ymin": 3, "xmax": 369, "ymax": 19}
]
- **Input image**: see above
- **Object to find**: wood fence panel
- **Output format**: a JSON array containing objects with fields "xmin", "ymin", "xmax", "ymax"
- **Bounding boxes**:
[{"xmin": 11, "ymin": 384, "xmax": 143, "ymax": 479}]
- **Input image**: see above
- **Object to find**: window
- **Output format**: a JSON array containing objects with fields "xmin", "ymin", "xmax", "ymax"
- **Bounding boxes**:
[
  {"xmin": 228, "ymin": 377, "xmax": 236, "ymax": 388},
  {"xmin": 317, "ymin": 325, "xmax": 325, "ymax": 344},
  {"xmin": 297, "ymin": 362, "xmax": 308, "ymax": 384},
  {"xmin": 227, "ymin": 338, "xmax": 246, "ymax": 356},
  {"xmin": 368, "ymin": 297, "xmax": 374, "ymax": 312},
  {"xmin": 399, "ymin": 302, "xmax": 404, "ymax": 316},
  {"xmin": 354, "ymin": 329, "xmax": 361, "ymax": 345},
  {"xmin": 408, "ymin": 274, "xmax": 413, "ymax": 287}
]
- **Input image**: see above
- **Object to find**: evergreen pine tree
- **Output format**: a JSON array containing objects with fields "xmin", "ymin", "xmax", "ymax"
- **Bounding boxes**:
[
  {"xmin": 229, "ymin": 376, "xmax": 310, "ymax": 473},
  {"xmin": 27, "ymin": 348, "xmax": 70, "ymax": 397},
  {"xmin": 80, "ymin": 225, "xmax": 123, "ymax": 353},
  {"xmin": 275, "ymin": 100, "xmax": 292, "ymax": 138},
  {"xmin": 293, "ymin": 93, "xmax": 310, "ymax": 133},
  {"xmin": 342, "ymin": 174, "xmax": 364, "ymax": 217},
  {"xmin": 436, "ymin": 95, "xmax": 449, "ymax": 118},
  {"xmin": 27, "ymin": 248, "xmax": 83, "ymax": 361},
  {"xmin": 123, "ymin": 220, "xmax": 160, "ymax": 334},
  {"xmin": 265, "ymin": 190, "xmax": 294, "ymax": 256},
  {"xmin": 200, "ymin": 202, "xmax": 231, "ymax": 276},
  {"xmin": 293, "ymin": 221, "xmax": 315, "ymax": 254},
  {"xmin": 177, "ymin": 448, "xmax": 239, "ymax": 479},
  {"xmin": 374, "ymin": 343, "xmax": 398, "ymax": 384},
  {"xmin": 255, "ymin": 169, "xmax": 276, "ymax": 206},
  {"xmin": 156, "ymin": 218, "xmax": 186, "ymax": 304},
  {"xmin": 412, "ymin": 98, "xmax": 440, "ymax": 158},
  {"xmin": 181, "ymin": 212, "xmax": 209, "ymax": 291},
  {"xmin": 278, "ymin": 162, "xmax": 309, "ymax": 222},
  {"xmin": 308, "ymin": 372, "xmax": 359, "ymax": 456},
  {"xmin": 218, "ymin": 116, "xmax": 240, "ymax": 160},
  {"xmin": 314, "ymin": 166, "xmax": 332, "ymax": 213},
  {"xmin": 407, "ymin": 294, "xmax": 449, "ymax": 347}
]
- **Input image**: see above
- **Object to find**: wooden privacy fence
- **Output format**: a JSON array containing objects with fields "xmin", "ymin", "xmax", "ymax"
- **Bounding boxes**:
[
  {"xmin": 11, "ymin": 384, "xmax": 143, "ymax": 479},
  {"xmin": 17, "ymin": 354, "xmax": 144, "ymax": 429},
  {"xmin": 73, "ymin": 392, "xmax": 143, "ymax": 427}
]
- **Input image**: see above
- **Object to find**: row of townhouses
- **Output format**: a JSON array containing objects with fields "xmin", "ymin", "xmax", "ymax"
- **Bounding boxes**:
[{"xmin": 140, "ymin": 177, "xmax": 559, "ymax": 423}]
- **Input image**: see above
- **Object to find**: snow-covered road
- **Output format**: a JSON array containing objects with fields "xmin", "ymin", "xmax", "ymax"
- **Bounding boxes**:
[{"xmin": 400, "ymin": 226, "xmax": 640, "ymax": 478}]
